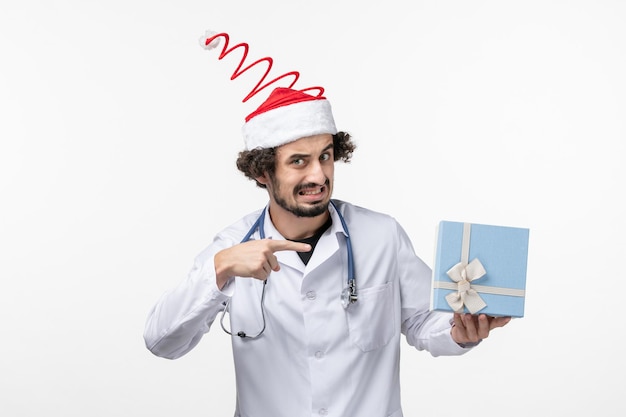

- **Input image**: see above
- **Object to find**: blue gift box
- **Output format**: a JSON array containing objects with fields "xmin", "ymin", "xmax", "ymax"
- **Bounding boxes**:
[{"xmin": 431, "ymin": 221, "xmax": 529, "ymax": 318}]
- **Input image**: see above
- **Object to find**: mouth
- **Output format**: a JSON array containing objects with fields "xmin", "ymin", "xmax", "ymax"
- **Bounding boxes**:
[
  {"xmin": 295, "ymin": 182, "xmax": 329, "ymax": 203},
  {"xmin": 298, "ymin": 185, "xmax": 325, "ymax": 197}
]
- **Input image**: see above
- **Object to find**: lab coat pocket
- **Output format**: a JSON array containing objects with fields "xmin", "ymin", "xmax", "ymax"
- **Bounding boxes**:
[{"xmin": 346, "ymin": 281, "xmax": 394, "ymax": 352}]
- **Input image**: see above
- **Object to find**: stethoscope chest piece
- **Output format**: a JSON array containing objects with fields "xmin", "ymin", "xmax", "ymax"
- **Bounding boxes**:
[{"xmin": 341, "ymin": 279, "xmax": 358, "ymax": 309}]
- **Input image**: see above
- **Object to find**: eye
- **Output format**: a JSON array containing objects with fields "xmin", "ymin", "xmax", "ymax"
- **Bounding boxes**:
[
  {"xmin": 320, "ymin": 152, "xmax": 331, "ymax": 162},
  {"xmin": 291, "ymin": 158, "xmax": 305, "ymax": 166}
]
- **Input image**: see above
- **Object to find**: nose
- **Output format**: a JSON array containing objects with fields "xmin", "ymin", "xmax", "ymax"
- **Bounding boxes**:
[{"xmin": 305, "ymin": 159, "xmax": 327, "ymax": 185}]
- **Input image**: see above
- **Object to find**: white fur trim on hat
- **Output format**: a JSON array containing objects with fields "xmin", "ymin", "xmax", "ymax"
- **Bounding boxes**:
[{"xmin": 241, "ymin": 99, "xmax": 337, "ymax": 150}]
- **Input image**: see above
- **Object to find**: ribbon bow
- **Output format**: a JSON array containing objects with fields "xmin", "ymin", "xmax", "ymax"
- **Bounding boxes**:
[{"xmin": 445, "ymin": 258, "xmax": 487, "ymax": 314}]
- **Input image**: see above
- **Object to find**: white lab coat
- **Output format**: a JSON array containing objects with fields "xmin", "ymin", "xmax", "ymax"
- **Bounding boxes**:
[{"xmin": 144, "ymin": 200, "xmax": 469, "ymax": 417}]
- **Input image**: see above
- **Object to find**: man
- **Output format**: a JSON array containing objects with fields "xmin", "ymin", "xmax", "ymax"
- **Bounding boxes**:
[{"xmin": 144, "ymin": 87, "xmax": 510, "ymax": 416}]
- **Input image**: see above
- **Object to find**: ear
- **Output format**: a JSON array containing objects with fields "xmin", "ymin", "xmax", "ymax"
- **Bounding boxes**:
[{"xmin": 255, "ymin": 172, "xmax": 270, "ymax": 186}]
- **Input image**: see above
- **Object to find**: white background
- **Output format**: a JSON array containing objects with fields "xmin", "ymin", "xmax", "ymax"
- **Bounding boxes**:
[{"xmin": 1, "ymin": 0, "xmax": 624, "ymax": 415}]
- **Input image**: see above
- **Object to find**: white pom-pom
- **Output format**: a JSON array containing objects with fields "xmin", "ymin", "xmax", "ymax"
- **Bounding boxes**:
[{"xmin": 199, "ymin": 30, "xmax": 221, "ymax": 50}]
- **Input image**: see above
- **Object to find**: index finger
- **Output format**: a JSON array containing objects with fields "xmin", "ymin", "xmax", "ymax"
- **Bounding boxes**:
[{"xmin": 266, "ymin": 239, "xmax": 312, "ymax": 254}]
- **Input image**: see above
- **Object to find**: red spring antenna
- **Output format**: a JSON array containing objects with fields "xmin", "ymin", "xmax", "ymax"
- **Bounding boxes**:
[{"xmin": 199, "ymin": 30, "xmax": 325, "ymax": 102}]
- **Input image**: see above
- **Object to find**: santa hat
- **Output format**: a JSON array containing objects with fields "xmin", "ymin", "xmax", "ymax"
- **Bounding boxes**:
[{"xmin": 199, "ymin": 30, "xmax": 337, "ymax": 150}]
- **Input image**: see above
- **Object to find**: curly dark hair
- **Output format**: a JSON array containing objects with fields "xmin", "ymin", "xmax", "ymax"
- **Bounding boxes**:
[{"xmin": 235, "ymin": 131, "xmax": 356, "ymax": 188}]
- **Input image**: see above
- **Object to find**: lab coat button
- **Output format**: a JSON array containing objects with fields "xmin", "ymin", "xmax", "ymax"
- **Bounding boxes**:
[
  {"xmin": 318, "ymin": 408, "xmax": 328, "ymax": 416},
  {"xmin": 315, "ymin": 351, "xmax": 324, "ymax": 359},
  {"xmin": 306, "ymin": 291, "xmax": 317, "ymax": 300}
]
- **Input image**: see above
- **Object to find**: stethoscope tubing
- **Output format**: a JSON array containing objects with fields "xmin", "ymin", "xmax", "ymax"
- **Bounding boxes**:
[{"xmin": 220, "ymin": 200, "xmax": 356, "ymax": 338}]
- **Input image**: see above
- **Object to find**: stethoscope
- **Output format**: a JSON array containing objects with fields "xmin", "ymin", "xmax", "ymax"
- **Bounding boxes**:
[{"xmin": 220, "ymin": 200, "xmax": 356, "ymax": 338}]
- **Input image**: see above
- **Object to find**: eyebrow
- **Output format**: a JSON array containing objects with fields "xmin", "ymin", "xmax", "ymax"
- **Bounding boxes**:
[{"xmin": 287, "ymin": 143, "xmax": 334, "ymax": 160}]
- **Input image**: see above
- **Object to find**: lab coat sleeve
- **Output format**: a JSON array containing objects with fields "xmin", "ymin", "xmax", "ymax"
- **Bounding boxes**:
[
  {"xmin": 396, "ymin": 222, "xmax": 470, "ymax": 357},
  {"xmin": 143, "ymin": 240, "xmax": 235, "ymax": 360}
]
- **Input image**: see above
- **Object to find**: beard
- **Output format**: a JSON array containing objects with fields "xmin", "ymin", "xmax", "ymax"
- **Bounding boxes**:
[{"xmin": 269, "ymin": 177, "xmax": 331, "ymax": 218}]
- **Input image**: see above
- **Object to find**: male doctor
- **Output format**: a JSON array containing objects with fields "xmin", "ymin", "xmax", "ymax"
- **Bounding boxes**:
[{"xmin": 144, "ymin": 87, "xmax": 511, "ymax": 417}]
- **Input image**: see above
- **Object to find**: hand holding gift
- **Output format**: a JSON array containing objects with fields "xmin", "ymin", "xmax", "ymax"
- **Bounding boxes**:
[{"xmin": 450, "ymin": 313, "xmax": 512, "ymax": 346}]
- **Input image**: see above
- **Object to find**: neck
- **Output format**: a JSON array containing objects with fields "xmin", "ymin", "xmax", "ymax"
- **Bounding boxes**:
[{"xmin": 267, "ymin": 202, "xmax": 330, "ymax": 240}]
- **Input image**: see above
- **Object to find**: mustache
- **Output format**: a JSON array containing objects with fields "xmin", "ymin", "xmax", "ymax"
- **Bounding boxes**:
[{"xmin": 294, "ymin": 179, "xmax": 330, "ymax": 194}]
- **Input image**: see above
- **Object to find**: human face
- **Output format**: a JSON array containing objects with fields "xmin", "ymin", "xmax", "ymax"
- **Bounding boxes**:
[{"xmin": 264, "ymin": 134, "xmax": 334, "ymax": 218}]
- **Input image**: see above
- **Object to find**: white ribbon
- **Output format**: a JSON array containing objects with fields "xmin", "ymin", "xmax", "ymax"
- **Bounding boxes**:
[
  {"xmin": 445, "ymin": 258, "xmax": 487, "ymax": 314},
  {"xmin": 445, "ymin": 223, "xmax": 487, "ymax": 314},
  {"xmin": 434, "ymin": 223, "xmax": 525, "ymax": 314}
]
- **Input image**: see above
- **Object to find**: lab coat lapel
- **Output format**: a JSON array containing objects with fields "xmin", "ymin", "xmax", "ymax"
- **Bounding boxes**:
[
  {"xmin": 263, "ymin": 210, "xmax": 306, "ymax": 273},
  {"xmin": 305, "ymin": 206, "xmax": 345, "ymax": 273},
  {"xmin": 305, "ymin": 229, "xmax": 340, "ymax": 272}
]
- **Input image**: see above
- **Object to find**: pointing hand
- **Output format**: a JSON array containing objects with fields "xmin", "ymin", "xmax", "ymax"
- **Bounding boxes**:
[{"xmin": 214, "ymin": 239, "xmax": 312, "ymax": 288}]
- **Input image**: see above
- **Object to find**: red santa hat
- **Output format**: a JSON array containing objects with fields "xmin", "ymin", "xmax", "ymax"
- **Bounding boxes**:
[
  {"xmin": 242, "ymin": 87, "xmax": 337, "ymax": 149},
  {"xmin": 199, "ymin": 30, "xmax": 337, "ymax": 150}
]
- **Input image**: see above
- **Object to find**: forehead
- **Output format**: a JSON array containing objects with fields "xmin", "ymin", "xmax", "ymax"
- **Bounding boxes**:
[{"xmin": 276, "ymin": 134, "xmax": 333, "ymax": 156}]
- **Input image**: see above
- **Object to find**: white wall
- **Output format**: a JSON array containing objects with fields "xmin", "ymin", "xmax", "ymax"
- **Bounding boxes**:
[{"xmin": 1, "ymin": 0, "xmax": 624, "ymax": 415}]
